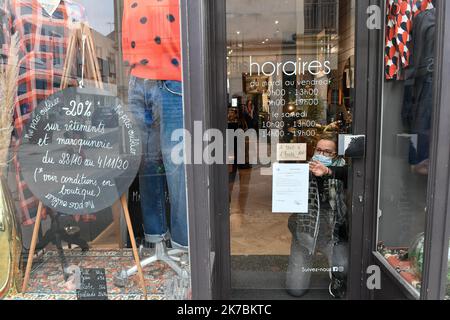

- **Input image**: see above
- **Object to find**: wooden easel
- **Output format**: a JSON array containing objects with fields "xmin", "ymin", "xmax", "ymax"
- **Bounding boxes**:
[{"xmin": 21, "ymin": 23, "xmax": 148, "ymax": 299}]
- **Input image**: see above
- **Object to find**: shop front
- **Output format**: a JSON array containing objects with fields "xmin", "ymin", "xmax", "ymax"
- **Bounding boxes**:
[
  {"xmin": 0, "ymin": 0, "xmax": 194, "ymax": 300},
  {"xmin": 0, "ymin": 0, "xmax": 449, "ymax": 301},
  {"xmin": 202, "ymin": 0, "xmax": 450, "ymax": 300}
]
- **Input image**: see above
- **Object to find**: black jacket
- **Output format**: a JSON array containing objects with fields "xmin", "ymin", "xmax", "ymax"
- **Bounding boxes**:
[{"xmin": 405, "ymin": 8, "xmax": 436, "ymax": 83}]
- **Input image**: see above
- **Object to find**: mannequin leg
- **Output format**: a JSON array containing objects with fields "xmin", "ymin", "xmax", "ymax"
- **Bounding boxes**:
[
  {"xmin": 128, "ymin": 77, "xmax": 169, "ymax": 244},
  {"xmin": 160, "ymin": 80, "xmax": 188, "ymax": 248}
]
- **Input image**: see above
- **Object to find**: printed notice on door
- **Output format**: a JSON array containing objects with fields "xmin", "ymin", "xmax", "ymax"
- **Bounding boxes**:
[{"xmin": 272, "ymin": 163, "xmax": 309, "ymax": 213}]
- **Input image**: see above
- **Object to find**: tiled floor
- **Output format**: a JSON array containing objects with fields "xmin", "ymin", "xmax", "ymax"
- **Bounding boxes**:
[
  {"xmin": 229, "ymin": 167, "xmax": 334, "ymax": 300},
  {"xmin": 229, "ymin": 167, "xmax": 292, "ymax": 256}
]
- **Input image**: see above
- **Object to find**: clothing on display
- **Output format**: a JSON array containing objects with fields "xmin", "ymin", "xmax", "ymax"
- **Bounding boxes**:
[
  {"xmin": 385, "ymin": 0, "xmax": 434, "ymax": 80},
  {"xmin": 37, "ymin": 0, "xmax": 61, "ymax": 16},
  {"xmin": 122, "ymin": 0, "xmax": 181, "ymax": 82},
  {"xmin": 405, "ymin": 75, "xmax": 433, "ymax": 165},
  {"xmin": 0, "ymin": 0, "xmax": 193, "ymax": 300},
  {"xmin": 128, "ymin": 77, "xmax": 187, "ymax": 247},
  {"xmin": 400, "ymin": 8, "xmax": 435, "ymax": 165},
  {"xmin": 122, "ymin": 0, "xmax": 188, "ymax": 248},
  {"xmin": 404, "ymin": 8, "xmax": 436, "ymax": 81},
  {"xmin": 244, "ymin": 101, "xmax": 258, "ymax": 130},
  {"xmin": 343, "ymin": 67, "xmax": 353, "ymax": 90},
  {"xmin": 0, "ymin": 0, "xmax": 90, "ymax": 225}
]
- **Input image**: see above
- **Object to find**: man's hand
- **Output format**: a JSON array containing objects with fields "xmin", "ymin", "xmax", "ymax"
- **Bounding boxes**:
[{"xmin": 310, "ymin": 161, "xmax": 331, "ymax": 177}]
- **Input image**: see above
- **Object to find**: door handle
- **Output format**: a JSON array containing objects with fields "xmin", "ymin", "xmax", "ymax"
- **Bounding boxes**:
[{"xmin": 339, "ymin": 134, "xmax": 366, "ymax": 158}]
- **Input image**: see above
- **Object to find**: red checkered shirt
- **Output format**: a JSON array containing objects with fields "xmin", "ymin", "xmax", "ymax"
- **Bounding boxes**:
[{"xmin": 1, "ymin": 0, "xmax": 96, "ymax": 225}]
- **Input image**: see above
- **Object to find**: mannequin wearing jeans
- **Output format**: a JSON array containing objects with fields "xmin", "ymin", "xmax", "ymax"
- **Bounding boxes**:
[
  {"xmin": 128, "ymin": 77, "xmax": 187, "ymax": 248},
  {"xmin": 122, "ymin": 0, "xmax": 188, "ymax": 248}
]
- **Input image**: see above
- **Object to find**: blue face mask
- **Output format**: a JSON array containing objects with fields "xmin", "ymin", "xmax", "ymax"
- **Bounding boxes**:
[{"xmin": 312, "ymin": 154, "xmax": 333, "ymax": 167}]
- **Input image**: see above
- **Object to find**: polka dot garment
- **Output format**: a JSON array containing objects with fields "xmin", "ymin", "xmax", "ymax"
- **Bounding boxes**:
[{"xmin": 122, "ymin": 0, "xmax": 181, "ymax": 81}]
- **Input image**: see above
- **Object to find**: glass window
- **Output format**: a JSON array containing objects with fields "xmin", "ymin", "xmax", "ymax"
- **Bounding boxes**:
[
  {"xmin": 0, "ymin": 0, "xmax": 191, "ymax": 300},
  {"xmin": 376, "ymin": 0, "xmax": 437, "ymax": 298},
  {"xmin": 226, "ymin": 0, "xmax": 356, "ymax": 300}
]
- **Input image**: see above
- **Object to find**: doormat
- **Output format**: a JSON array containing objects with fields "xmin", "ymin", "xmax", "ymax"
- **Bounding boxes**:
[
  {"xmin": 231, "ymin": 254, "xmax": 329, "ymax": 272},
  {"xmin": 4, "ymin": 249, "xmax": 179, "ymax": 300},
  {"xmin": 231, "ymin": 255, "xmax": 331, "ymax": 291}
]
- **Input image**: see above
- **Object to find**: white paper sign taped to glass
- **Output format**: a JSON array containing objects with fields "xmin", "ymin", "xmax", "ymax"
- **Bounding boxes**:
[
  {"xmin": 18, "ymin": 87, "xmax": 143, "ymax": 215},
  {"xmin": 276, "ymin": 143, "xmax": 307, "ymax": 161},
  {"xmin": 272, "ymin": 163, "xmax": 309, "ymax": 213}
]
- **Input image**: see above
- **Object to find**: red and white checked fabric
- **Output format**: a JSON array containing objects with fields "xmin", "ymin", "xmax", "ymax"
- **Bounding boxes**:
[{"xmin": 1, "ymin": 0, "xmax": 96, "ymax": 225}]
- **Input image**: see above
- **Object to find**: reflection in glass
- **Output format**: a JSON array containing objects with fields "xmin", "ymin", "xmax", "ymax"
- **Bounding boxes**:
[
  {"xmin": 0, "ymin": 0, "xmax": 191, "ymax": 300},
  {"xmin": 377, "ymin": 0, "xmax": 436, "ymax": 297},
  {"xmin": 286, "ymin": 134, "xmax": 348, "ymax": 299},
  {"xmin": 227, "ymin": 0, "xmax": 354, "ymax": 300}
]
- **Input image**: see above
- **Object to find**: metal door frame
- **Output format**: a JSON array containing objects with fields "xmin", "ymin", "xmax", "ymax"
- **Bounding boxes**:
[
  {"xmin": 359, "ymin": 0, "xmax": 450, "ymax": 300},
  {"xmin": 193, "ymin": 0, "xmax": 377, "ymax": 300},
  {"xmin": 182, "ymin": 0, "xmax": 450, "ymax": 300}
]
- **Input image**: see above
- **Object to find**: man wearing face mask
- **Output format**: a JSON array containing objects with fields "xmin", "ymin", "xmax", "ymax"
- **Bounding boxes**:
[{"xmin": 286, "ymin": 133, "xmax": 349, "ymax": 299}]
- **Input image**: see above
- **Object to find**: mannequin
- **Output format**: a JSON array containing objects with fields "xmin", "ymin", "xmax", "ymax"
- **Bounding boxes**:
[
  {"xmin": 1, "ymin": 0, "xmax": 88, "ymax": 227},
  {"xmin": 37, "ymin": 0, "xmax": 60, "ymax": 16},
  {"xmin": 115, "ymin": 0, "xmax": 189, "ymax": 285},
  {"xmin": 121, "ymin": 0, "xmax": 188, "ymax": 250},
  {"xmin": 0, "ymin": 2, "xmax": 91, "ymax": 279}
]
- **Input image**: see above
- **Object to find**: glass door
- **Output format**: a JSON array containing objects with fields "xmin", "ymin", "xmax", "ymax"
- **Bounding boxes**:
[
  {"xmin": 226, "ymin": 0, "xmax": 358, "ymax": 299},
  {"xmin": 376, "ymin": 0, "xmax": 439, "ymax": 299}
]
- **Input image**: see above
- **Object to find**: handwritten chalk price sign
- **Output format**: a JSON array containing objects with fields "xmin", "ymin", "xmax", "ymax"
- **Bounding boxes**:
[
  {"xmin": 76, "ymin": 268, "xmax": 108, "ymax": 300},
  {"xmin": 18, "ymin": 87, "xmax": 143, "ymax": 215}
]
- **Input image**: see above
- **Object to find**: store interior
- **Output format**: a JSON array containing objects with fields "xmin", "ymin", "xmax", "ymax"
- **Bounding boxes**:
[
  {"xmin": 226, "ymin": 0, "xmax": 355, "ymax": 299},
  {"xmin": 226, "ymin": 0, "xmax": 447, "ymax": 300}
]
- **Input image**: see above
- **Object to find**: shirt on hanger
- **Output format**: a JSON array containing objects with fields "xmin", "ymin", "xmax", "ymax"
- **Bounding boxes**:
[
  {"xmin": 385, "ymin": 0, "xmax": 434, "ymax": 80},
  {"xmin": 122, "ymin": 0, "xmax": 182, "ymax": 81}
]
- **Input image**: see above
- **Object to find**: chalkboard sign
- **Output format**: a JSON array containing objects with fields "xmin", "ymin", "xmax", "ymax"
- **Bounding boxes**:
[
  {"xmin": 76, "ymin": 268, "xmax": 108, "ymax": 300},
  {"xmin": 18, "ymin": 87, "xmax": 143, "ymax": 215}
]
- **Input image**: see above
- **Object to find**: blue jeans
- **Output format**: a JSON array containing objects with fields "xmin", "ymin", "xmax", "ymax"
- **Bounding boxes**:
[{"xmin": 128, "ymin": 76, "xmax": 188, "ymax": 248}]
